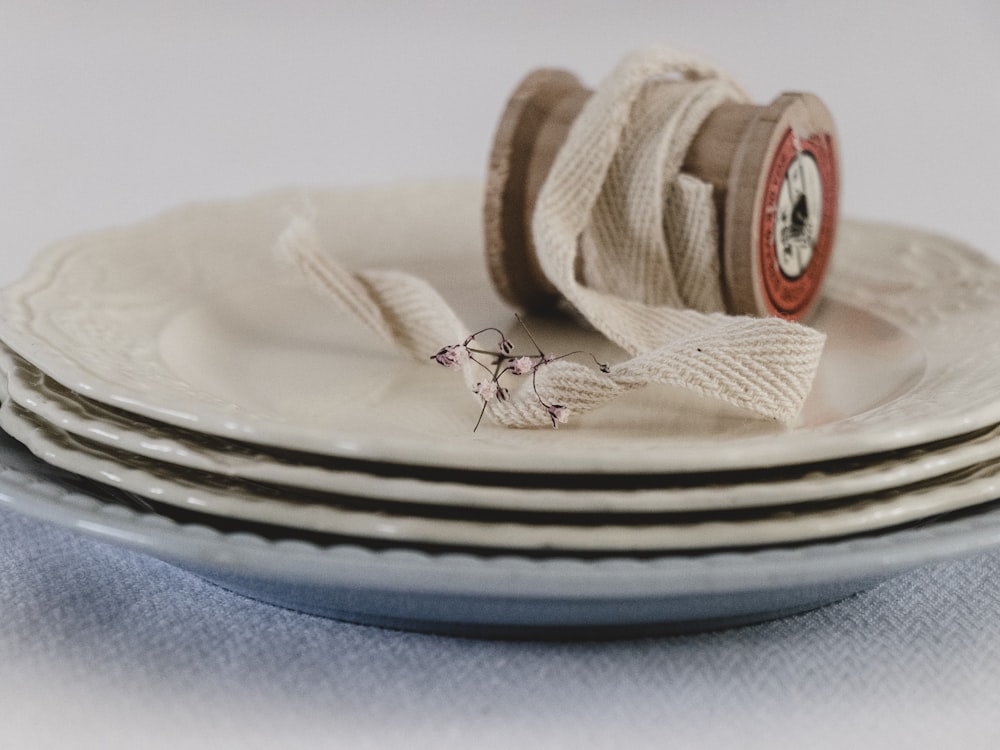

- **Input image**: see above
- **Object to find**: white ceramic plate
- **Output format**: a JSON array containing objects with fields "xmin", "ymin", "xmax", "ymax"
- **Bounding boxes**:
[
  {"xmin": 6, "ymin": 398, "xmax": 1000, "ymax": 553},
  {"xmin": 1, "ymin": 424, "xmax": 999, "ymax": 637},
  {"xmin": 8, "ymin": 343, "xmax": 1000, "ymax": 513},
  {"xmin": 2, "ymin": 181, "xmax": 999, "ymax": 473}
]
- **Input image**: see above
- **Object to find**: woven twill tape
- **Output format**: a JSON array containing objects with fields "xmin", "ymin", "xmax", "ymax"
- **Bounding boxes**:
[{"xmin": 278, "ymin": 48, "xmax": 826, "ymax": 428}]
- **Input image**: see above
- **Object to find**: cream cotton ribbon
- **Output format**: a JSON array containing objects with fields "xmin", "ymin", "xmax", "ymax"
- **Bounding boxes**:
[{"xmin": 278, "ymin": 48, "xmax": 826, "ymax": 428}]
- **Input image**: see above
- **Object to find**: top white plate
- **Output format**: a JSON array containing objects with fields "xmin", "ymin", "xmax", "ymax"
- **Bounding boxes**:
[{"xmin": 2, "ymin": 180, "xmax": 999, "ymax": 474}]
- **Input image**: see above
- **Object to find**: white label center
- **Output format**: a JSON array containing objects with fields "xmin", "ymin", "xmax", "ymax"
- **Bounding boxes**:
[{"xmin": 774, "ymin": 151, "xmax": 823, "ymax": 280}]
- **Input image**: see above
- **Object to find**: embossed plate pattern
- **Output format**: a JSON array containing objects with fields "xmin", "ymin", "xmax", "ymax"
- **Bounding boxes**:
[{"xmin": 1, "ymin": 182, "xmax": 998, "ymax": 474}]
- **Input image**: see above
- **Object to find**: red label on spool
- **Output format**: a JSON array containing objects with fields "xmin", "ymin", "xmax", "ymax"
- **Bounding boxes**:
[{"xmin": 758, "ymin": 127, "xmax": 838, "ymax": 319}]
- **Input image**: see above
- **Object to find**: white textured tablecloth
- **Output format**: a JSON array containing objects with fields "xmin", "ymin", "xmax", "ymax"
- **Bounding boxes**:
[
  {"xmin": 3, "ymin": 505, "xmax": 1000, "ymax": 749},
  {"xmin": 2, "ymin": 2, "xmax": 1000, "ymax": 748}
]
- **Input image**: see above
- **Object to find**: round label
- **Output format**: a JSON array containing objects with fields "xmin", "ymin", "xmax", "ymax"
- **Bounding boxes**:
[{"xmin": 758, "ymin": 127, "xmax": 838, "ymax": 318}]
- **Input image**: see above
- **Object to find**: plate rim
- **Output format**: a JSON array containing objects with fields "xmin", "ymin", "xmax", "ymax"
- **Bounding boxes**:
[
  {"xmin": 1, "ymin": 428, "xmax": 998, "ymax": 599},
  {"xmin": 7, "ymin": 397, "xmax": 1000, "ymax": 554},
  {"xmin": 9, "ymin": 344, "xmax": 1000, "ymax": 513}
]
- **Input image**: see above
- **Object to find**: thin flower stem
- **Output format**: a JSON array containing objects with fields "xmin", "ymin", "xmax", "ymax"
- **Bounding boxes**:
[
  {"xmin": 473, "ymin": 401, "xmax": 489, "ymax": 432},
  {"xmin": 530, "ymin": 367, "xmax": 552, "ymax": 409},
  {"xmin": 434, "ymin": 315, "xmax": 612, "ymax": 431},
  {"xmin": 515, "ymin": 313, "xmax": 545, "ymax": 358},
  {"xmin": 465, "ymin": 346, "xmax": 507, "ymax": 358},
  {"xmin": 464, "ymin": 327, "xmax": 507, "ymax": 345},
  {"xmin": 541, "ymin": 350, "xmax": 611, "ymax": 372},
  {"xmin": 468, "ymin": 355, "xmax": 497, "ymax": 376}
]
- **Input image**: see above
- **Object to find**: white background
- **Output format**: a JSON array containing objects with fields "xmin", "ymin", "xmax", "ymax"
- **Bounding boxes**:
[
  {"xmin": 2, "ymin": 0, "xmax": 999, "ymax": 279},
  {"xmin": 2, "ymin": 2, "xmax": 1000, "ymax": 749}
]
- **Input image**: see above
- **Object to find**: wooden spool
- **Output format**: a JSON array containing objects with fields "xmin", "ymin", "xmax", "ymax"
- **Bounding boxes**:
[{"xmin": 483, "ymin": 68, "xmax": 839, "ymax": 321}]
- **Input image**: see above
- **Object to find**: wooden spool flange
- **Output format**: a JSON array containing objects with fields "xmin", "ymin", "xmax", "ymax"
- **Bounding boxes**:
[{"xmin": 483, "ymin": 68, "xmax": 840, "ymax": 321}]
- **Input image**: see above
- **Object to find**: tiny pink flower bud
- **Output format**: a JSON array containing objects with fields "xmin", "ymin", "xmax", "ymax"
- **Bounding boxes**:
[
  {"xmin": 431, "ymin": 344, "xmax": 468, "ymax": 369},
  {"xmin": 511, "ymin": 356, "xmax": 534, "ymax": 375},
  {"xmin": 475, "ymin": 380, "xmax": 499, "ymax": 401},
  {"xmin": 546, "ymin": 404, "xmax": 568, "ymax": 429}
]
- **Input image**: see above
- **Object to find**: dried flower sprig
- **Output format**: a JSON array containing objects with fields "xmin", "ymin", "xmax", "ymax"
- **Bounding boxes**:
[{"xmin": 430, "ymin": 315, "xmax": 610, "ymax": 431}]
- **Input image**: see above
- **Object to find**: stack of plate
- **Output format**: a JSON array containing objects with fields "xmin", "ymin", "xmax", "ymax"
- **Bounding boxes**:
[{"xmin": 2, "ymin": 180, "xmax": 1000, "ymax": 638}]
